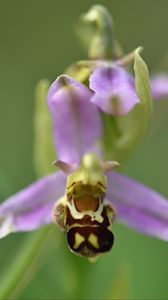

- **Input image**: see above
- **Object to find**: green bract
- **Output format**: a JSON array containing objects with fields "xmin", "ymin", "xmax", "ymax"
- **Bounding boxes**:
[{"xmin": 102, "ymin": 49, "xmax": 153, "ymax": 162}]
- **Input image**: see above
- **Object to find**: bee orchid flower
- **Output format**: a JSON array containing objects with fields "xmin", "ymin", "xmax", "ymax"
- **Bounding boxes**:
[
  {"xmin": 0, "ymin": 72, "xmax": 168, "ymax": 259},
  {"xmin": 1, "ymin": 4, "xmax": 168, "ymax": 259}
]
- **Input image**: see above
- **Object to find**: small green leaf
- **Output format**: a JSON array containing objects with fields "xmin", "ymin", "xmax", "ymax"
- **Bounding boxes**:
[
  {"xmin": 33, "ymin": 79, "xmax": 56, "ymax": 177},
  {"xmin": 102, "ymin": 48, "xmax": 153, "ymax": 163}
]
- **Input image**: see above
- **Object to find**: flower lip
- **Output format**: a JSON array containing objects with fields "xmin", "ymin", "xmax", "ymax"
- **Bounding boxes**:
[{"xmin": 67, "ymin": 226, "xmax": 114, "ymax": 257}]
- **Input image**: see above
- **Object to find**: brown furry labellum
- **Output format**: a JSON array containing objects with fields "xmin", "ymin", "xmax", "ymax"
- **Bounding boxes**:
[{"xmin": 53, "ymin": 181, "xmax": 116, "ymax": 258}]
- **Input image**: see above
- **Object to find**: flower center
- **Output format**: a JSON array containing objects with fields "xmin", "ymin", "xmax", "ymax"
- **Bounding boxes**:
[
  {"xmin": 54, "ymin": 180, "xmax": 115, "ymax": 259},
  {"xmin": 53, "ymin": 153, "xmax": 117, "ymax": 259}
]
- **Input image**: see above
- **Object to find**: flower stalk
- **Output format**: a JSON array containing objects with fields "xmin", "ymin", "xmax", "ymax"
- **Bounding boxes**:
[{"xmin": 0, "ymin": 227, "xmax": 51, "ymax": 300}]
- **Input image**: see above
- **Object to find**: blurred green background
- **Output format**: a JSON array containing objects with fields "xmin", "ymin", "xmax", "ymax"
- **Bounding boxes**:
[{"xmin": 0, "ymin": 0, "xmax": 168, "ymax": 299}]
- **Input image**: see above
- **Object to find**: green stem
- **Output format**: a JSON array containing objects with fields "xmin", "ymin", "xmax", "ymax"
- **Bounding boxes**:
[{"xmin": 0, "ymin": 227, "xmax": 51, "ymax": 300}]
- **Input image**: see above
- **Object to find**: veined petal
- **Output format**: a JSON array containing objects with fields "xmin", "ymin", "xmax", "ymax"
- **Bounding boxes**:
[
  {"xmin": 90, "ymin": 66, "xmax": 140, "ymax": 115},
  {"xmin": 151, "ymin": 74, "xmax": 168, "ymax": 100},
  {"xmin": 48, "ymin": 75, "xmax": 102, "ymax": 165},
  {"xmin": 0, "ymin": 172, "xmax": 66, "ymax": 238},
  {"xmin": 106, "ymin": 172, "xmax": 168, "ymax": 241}
]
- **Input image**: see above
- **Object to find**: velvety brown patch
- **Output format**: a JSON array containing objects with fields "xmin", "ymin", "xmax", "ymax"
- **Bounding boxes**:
[
  {"xmin": 67, "ymin": 226, "xmax": 114, "ymax": 257},
  {"xmin": 65, "ymin": 205, "xmax": 111, "ymax": 228},
  {"xmin": 65, "ymin": 206, "xmax": 99, "ymax": 227},
  {"xmin": 74, "ymin": 195, "xmax": 99, "ymax": 212}
]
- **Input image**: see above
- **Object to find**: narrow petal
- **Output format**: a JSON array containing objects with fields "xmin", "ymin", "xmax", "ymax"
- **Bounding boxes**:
[
  {"xmin": 90, "ymin": 66, "xmax": 140, "ymax": 115},
  {"xmin": 48, "ymin": 75, "xmax": 102, "ymax": 165},
  {"xmin": 151, "ymin": 74, "xmax": 168, "ymax": 100},
  {"xmin": 0, "ymin": 172, "xmax": 66, "ymax": 238},
  {"xmin": 106, "ymin": 172, "xmax": 168, "ymax": 241}
]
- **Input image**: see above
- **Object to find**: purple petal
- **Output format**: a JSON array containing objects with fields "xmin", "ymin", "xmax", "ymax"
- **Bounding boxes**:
[
  {"xmin": 90, "ymin": 66, "xmax": 140, "ymax": 115},
  {"xmin": 151, "ymin": 74, "xmax": 168, "ymax": 100},
  {"xmin": 106, "ymin": 172, "xmax": 168, "ymax": 241},
  {"xmin": 48, "ymin": 75, "xmax": 102, "ymax": 165},
  {"xmin": 0, "ymin": 172, "xmax": 66, "ymax": 238}
]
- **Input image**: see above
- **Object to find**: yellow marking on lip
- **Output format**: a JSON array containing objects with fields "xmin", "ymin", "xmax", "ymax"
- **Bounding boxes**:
[
  {"xmin": 88, "ymin": 233, "xmax": 99, "ymax": 249},
  {"xmin": 73, "ymin": 232, "xmax": 85, "ymax": 249}
]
